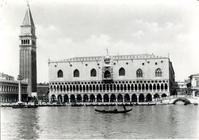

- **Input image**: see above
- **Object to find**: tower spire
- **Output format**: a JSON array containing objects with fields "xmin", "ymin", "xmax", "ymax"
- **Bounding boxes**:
[
  {"xmin": 22, "ymin": 1, "xmax": 35, "ymax": 27},
  {"xmin": 27, "ymin": 0, "xmax": 30, "ymax": 8}
]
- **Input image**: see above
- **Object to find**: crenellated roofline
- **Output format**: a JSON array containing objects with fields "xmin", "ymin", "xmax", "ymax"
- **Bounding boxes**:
[{"xmin": 49, "ymin": 54, "xmax": 169, "ymax": 64}]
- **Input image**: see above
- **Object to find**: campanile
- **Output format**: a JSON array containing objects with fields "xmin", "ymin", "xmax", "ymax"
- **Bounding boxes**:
[{"xmin": 19, "ymin": 5, "xmax": 37, "ymax": 96}]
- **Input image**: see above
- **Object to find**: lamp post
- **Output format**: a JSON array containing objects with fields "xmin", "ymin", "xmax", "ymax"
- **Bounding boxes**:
[{"xmin": 17, "ymin": 75, "xmax": 23, "ymax": 103}]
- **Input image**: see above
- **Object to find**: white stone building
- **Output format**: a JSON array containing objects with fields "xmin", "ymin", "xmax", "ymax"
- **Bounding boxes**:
[
  {"xmin": 48, "ymin": 54, "xmax": 175, "ymax": 103},
  {"xmin": 0, "ymin": 73, "xmax": 28, "ymax": 103},
  {"xmin": 189, "ymin": 74, "xmax": 199, "ymax": 97}
]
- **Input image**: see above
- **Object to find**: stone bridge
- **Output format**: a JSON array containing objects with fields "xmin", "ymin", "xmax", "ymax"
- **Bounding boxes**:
[{"xmin": 161, "ymin": 95, "xmax": 199, "ymax": 105}]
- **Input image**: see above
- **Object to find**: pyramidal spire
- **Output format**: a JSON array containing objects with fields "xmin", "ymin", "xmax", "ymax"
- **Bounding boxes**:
[{"xmin": 22, "ymin": 2, "xmax": 35, "ymax": 27}]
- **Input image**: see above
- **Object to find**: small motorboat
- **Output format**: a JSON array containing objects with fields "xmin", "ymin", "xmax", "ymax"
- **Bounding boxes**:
[{"xmin": 95, "ymin": 108, "xmax": 132, "ymax": 113}]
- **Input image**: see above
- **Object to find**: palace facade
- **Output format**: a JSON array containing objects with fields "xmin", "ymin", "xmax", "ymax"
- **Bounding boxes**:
[{"xmin": 48, "ymin": 54, "xmax": 175, "ymax": 103}]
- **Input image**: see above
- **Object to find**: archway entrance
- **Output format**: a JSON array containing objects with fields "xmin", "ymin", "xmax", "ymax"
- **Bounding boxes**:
[
  {"xmin": 154, "ymin": 93, "xmax": 160, "ymax": 99},
  {"xmin": 139, "ymin": 94, "xmax": 145, "ymax": 102},
  {"xmin": 146, "ymin": 94, "xmax": 152, "ymax": 102},
  {"xmin": 57, "ymin": 95, "xmax": 62, "ymax": 103},
  {"xmin": 97, "ymin": 94, "xmax": 102, "ymax": 102},
  {"xmin": 124, "ymin": 94, "xmax": 130, "ymax": 102},
  {"xmin": 70, "ymin": 94, "xmax": 76, "ymax": 103},
  {"xmin": 117, "ymin": 94, "xmax": 123, "ymax": 102},
  {"xmin": 83, "ymin": 94, "xmax": 88, "ymax": 102},
  {"xmin": 76, "ymin": 94, "xmax": 82, "ymax": 102},
  {"xmin": 51, "ymin": 94, "xmax": 56, "ymax": 102},
  {"xmin": 161, "ymin": 94, "xmax": 167, "ymax": 98},
  {"xmin": 64, "ymin": 95, "xmax": 69, "ymax": 103},
  {"xmin": 103, "ymin": 94, "xmax": 109, "ymax": 102},
  {"xmin": 131, "ymin": 94, "xmax": 137, "ymax": 102},
  {"xmin": 110, "ymin": 94, "xmax": 116, "ymax": 102},
  {"xmin": 90, "ymin": 94, "xmax": 95, "ymax": 102}
]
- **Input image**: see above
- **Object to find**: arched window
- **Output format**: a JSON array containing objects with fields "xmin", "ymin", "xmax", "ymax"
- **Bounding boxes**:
[
  {"xmin": 119, "ymin": 67, "xmax": 125, "ymax": 76},
  {"xmin": 73, "ymin": 69, "xmax": 80, "ymax": 77},
  {"xmin": 104, "ymin": 70, "xmax": 111, "ymax": 78},
  {"xmin": 155, "ymin": 68, "xmax": 162, "ymax": 77},
  {"xmin": 90, "ymin": 69, "xmax": 97, "ymax": 77},
  {"xmin": 57, "ymin": 70, "xmax": 63, "ymax": 78},
  {"xmin": 136, "ymin": 69, "xmax": 143, "ymax": 78}
]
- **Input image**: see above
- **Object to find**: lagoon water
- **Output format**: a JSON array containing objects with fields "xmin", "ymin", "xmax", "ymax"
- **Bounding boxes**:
[{"xmin": 1, "ymin": 105, "xmax": 199, "ymax": 139}]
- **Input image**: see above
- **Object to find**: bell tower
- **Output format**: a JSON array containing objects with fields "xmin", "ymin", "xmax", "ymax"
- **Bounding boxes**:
[{"xmin": 19, "ymin": 4, "xmax": 37, "ymax": 96}]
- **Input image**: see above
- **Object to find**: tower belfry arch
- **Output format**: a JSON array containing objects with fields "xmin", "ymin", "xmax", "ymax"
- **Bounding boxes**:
[{"xmin": 19, "ymin": 4, "xmax": 37, "ymax": 96}]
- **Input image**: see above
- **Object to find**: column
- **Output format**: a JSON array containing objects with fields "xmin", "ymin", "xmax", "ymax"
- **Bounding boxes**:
[
  {"xmin": 192, "ymin": 90, "xmax": 195, "ymax": 97},
  {"xmin": 68, "ymin": 94, "xmax": 71, "ymax": 103},
  {"xmin": 18, "ymin": 78, "xmax": 22, "ymax": 103},
  {"xmin": 62, "ymin": 95, "xmax": 64, "ymax": 103}
]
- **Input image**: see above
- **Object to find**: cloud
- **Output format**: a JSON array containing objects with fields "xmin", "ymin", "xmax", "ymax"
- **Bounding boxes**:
[{"xmin": 0, "ymin": 0, "xmax": 199, "ymax": 82}]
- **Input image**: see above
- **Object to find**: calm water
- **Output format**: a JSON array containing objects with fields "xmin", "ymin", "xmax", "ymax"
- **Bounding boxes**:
[{"xmin": 1, "ymin": 105, "xmax": 199, "ymax": 139}]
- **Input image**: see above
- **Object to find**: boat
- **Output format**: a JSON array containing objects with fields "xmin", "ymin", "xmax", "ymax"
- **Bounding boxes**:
[
  {"xmin": 12, "ymin": 102, "xmax": 38, "ymax": 109},
  {"xmin": 12, "ymin": 103, "xmax": 25, "ymax": 108},
  {"xmin": 12, "ymin": 104, "xmax": 38, "ymax": 108},
  {"xmin": 95, "ymin": 108, "xmax": 132, "ymax": 113}
]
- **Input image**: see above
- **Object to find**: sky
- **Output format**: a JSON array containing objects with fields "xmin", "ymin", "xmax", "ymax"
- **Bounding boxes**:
[{"xmin": 0, "ymin": 0, "xmax": 199, "ymax": 82}]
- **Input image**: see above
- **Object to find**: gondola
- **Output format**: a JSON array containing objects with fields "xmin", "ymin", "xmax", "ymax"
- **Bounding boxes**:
[{"xmin": 95, "ymin": 108, "xmax": 132, "ymax": 113}]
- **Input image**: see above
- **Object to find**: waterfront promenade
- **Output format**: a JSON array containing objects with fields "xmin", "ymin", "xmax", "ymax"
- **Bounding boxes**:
[{"xmin": 1, "ymin": 95, "xmax": 198, "ymax": 107}]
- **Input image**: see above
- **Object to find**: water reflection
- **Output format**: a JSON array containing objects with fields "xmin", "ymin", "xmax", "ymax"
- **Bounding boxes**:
[
  {"xmin": 1, "ymin": 108, "xmax": 40, "ymax": 140},
  {"xmin": 1, "ymin": 105, "xmax": 199, "ymax": 139}
]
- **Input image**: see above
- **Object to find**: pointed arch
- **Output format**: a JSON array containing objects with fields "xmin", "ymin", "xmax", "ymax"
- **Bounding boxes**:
[
  {"xmin": 165, "ymin": 83, "xmax": 168, "ymax": 90},
  {"xmin": 131, "ymin": 94, "xmax": 137, "ymax": 102},
  {"xmin": 139, "ymin": 94, "xmax": 145, "ymax": 102},
  {"xmin": 146, "ymin": 93, "xmax": 152, "ymax": 102},
  {"xmin": 149, "ymin": 84, "xmax": 152, "ymax": 90},
  {"xmin": 51, "ymin": 94, "xmax": 56, "ymax": 102},
  {"xmin": 157, "ymin": 84, "xmax": 160, "ymax": 90},
  {"xmin": 90, "ymin": 94, "xmax": 95, "ymax": 102},
  {"xmin": 70, "ymin": 94, "xmax": 76, "ymax": 103},
  {"xmin": 124, "ymin": 94, "xmax": 130, "ymax": 102},
  {"xmin": 90, "ymin": 68, "xmax": 97, "ymax": 77},
  {"xmin": 64, "ymin": 94, "xmax": 69, "ymax": 103},
  {"xmin": 73, "ymin": 69, "xmax": 80, "ymax": 77},
  {"xmin": 146, "ymin": 84, "xmax": 148, "ymax": 90},
  {"xmin": 110, "ymin": 94, "xmax": 116, "ymax": 102},
  {"xmin": 153, "ymin": 84, "xmax": 156, "ymax": 90},
  {"xmin": 104, "ymin": 70, "xmax": 111, "ymax": 78},
  {"xmin": 161, "ymin": 84, "xmax": 164, "ymax": 90},
  {"xmin": 76, "ymin": 94, "xmax": 82, "ymax": 102},
  {"xmin": 161, "ymin": 93, "xmax": 167, "ymax": 98},
  {"xmin": 117, "ymin": 94, "xmax": 123, "ymax": 102},
  {"xmin": 97, "ymin": 94, "xmax": 102, "ymax": 102},
  {"xmin": 136, "ymin": 68, "xmax": 143, "ymax": 78},
  {"xmin": 82, "ymin": 85, "xmax": 85, "ymax": 92},
  {"xmin": 83, "ymin": 94, "xmax": 88, "ymax": 102},
  {"xmin": 155, "ymin": 68, "xmax": 162, "ymax": 77},
  {"xmin": 128, "ymin": 84, "xmax": 130, "ymax": 91},
  {"xmin": 57, "ymin": 70, "xmax": 63, "ymax": 78},
  {"xmin": 154, "ymin": 93, "xmax": 160, "ymax": 99},
  {"xmin": 119, "ymin": 67, "xmax": 125, "ymax": 76},
  {"xmin": 103, "ymin": 94, "xmax": 109, "ymax": 102}
]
